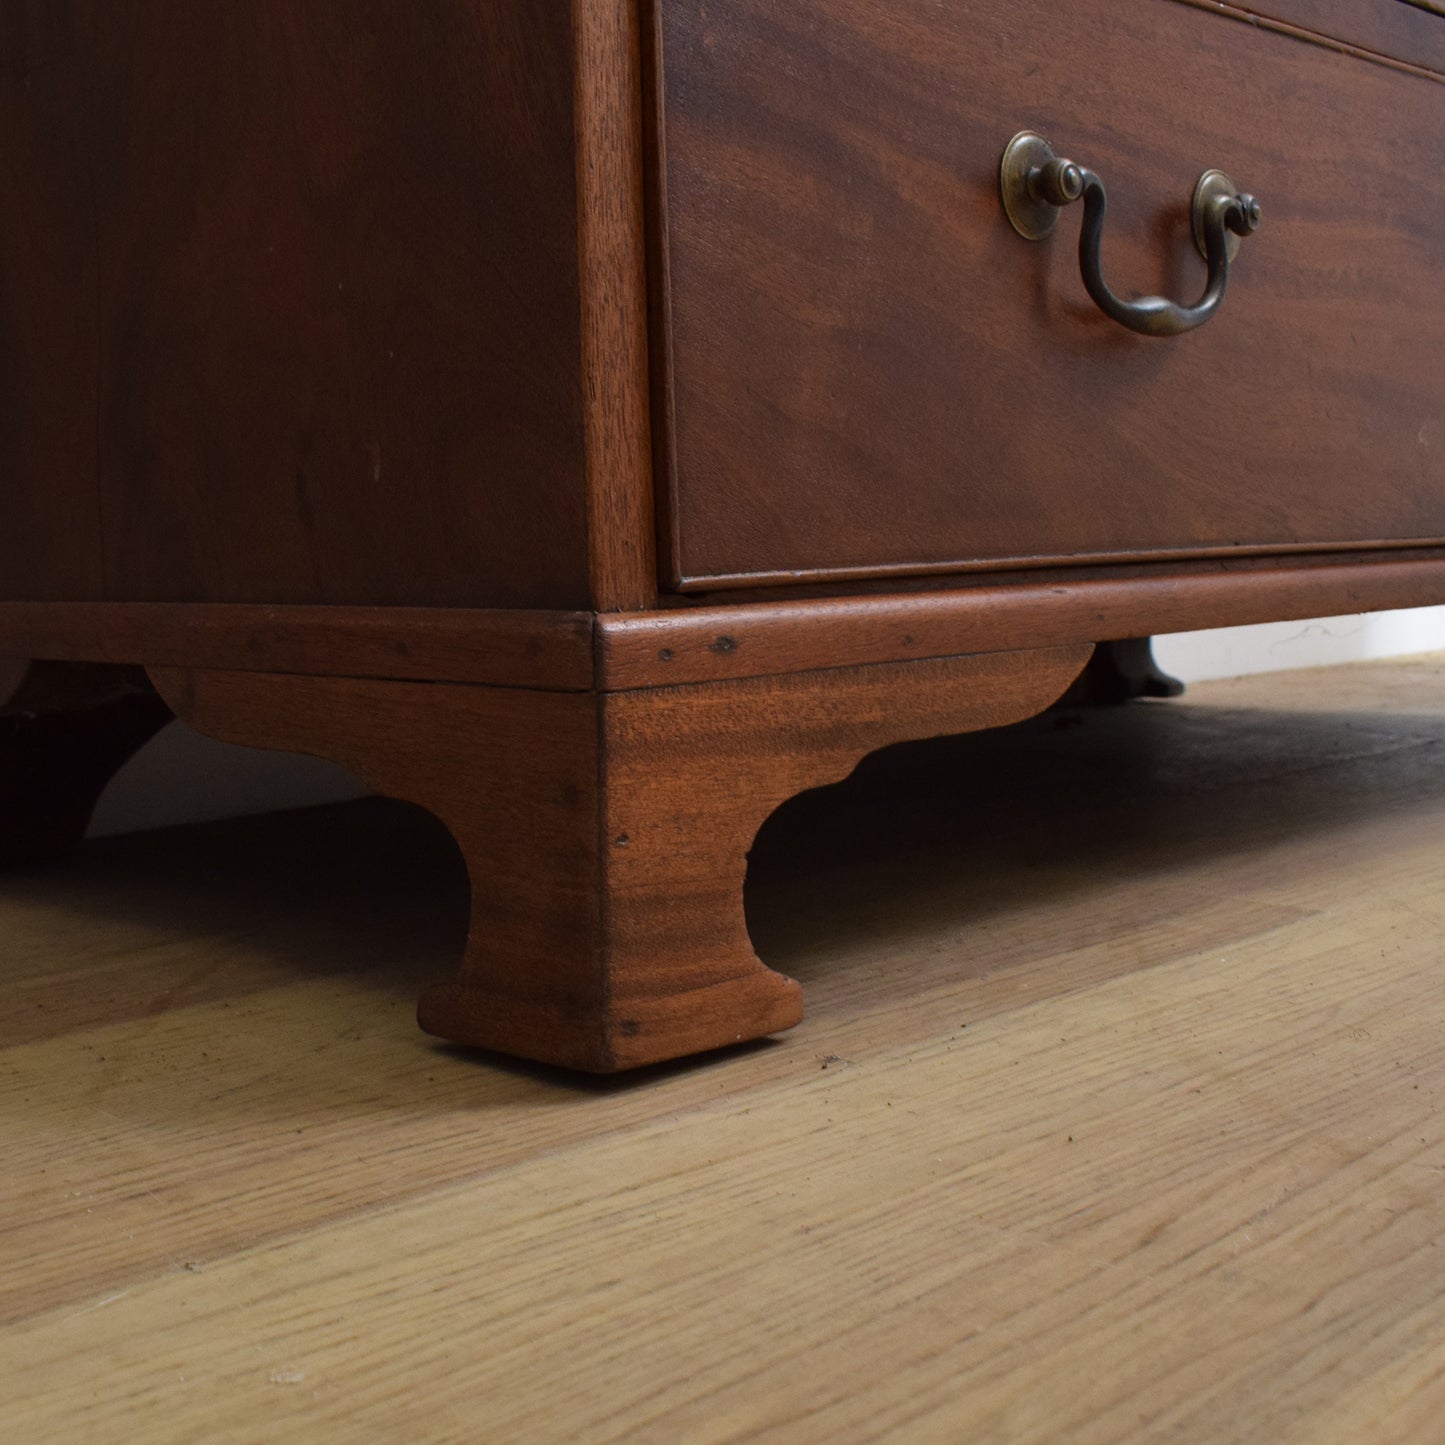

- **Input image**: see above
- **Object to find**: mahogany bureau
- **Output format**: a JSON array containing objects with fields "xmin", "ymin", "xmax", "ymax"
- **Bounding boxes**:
[{"xmin": 1, "ymin": 1, "xmax": 1442, "ymax": 1070}]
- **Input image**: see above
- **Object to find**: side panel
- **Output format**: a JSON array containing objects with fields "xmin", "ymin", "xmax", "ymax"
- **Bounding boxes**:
[
  {"xmin": 0, "ymin": 3, "xmax": 102, "ymax": 601},
  {"xmin": 92, "ymin": 0, "xmax": 591, "ymax": 607}
]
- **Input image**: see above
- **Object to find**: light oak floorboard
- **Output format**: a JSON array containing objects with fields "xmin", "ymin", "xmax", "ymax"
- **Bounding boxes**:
[{"xmin": 3, "ymin": 654, "xmax": 1445, "ymax": 1440}]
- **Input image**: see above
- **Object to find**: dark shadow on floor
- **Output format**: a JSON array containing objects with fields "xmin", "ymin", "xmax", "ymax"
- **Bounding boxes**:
[{"xmin": 746, "ymin": 696, "xmax": 1445, "ymax": 982}]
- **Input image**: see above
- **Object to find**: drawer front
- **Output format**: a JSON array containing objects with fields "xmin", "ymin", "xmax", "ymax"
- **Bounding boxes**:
[{"xmin": 654, "ymin": 0, "xmax": 1445, "ymax": 589}]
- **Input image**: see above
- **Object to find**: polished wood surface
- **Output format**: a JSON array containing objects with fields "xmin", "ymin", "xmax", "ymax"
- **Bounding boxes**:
[
  {"xmin": 0, "ymin": 0, "xmax": 671, "ymax": 614},
  {"xmin": 1183, "ymin": 0, "xmax": 1445, "ymax": 78},
  {"xmin": 0, "ymin": 4, "xmax": 102, "ymax": 602},
  {"xmin": 575, "ymin": 0, "xmax": 660, "ymax": 611},
  {"xmin": 150, "ymin": 644, "xmax": 1089, "ymax": 1070},
  {"xmin": 10, "ymin": 553, "xmax": 1445, "ymax": 698},
  {"xmin": 5, "ymin": 656, "xmax": 1445, "ymax": 1437},
  {"xmin": 3, "ymin": 1, "xmax": 596, "ymax": 608},
  {"xmin": 657, "ymin": 0, "xmax": 1445, "ymax": 587},
  {"xmin": 0, "ymin": 602, "xmax": 598, "ymax": 691},
  {"xmin": 598, "ymin": 555, "xmax": 1445, "ymax": 688}
]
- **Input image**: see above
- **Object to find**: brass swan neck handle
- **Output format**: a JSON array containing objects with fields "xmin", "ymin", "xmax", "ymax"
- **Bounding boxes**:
[{"xmin": 1000, "ymin": 132, "xmax": 1261, "ymax": 338}]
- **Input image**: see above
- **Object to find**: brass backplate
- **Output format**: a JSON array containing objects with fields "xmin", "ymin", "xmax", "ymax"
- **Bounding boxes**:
[{"xmin": 1000, "ymin": 131, "xmax": 1060, "ymax": 241}]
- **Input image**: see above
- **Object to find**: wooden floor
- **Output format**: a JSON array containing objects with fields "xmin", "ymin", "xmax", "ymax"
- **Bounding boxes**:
[{"xmin": 3, "ymin": 655, "xmax": 1445, "ymax": 1442}]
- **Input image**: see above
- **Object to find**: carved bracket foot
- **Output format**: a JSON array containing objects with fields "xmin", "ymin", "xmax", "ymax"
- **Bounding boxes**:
[
  {"xmin": 150, "ymin": 643, "xmax": 1091, "ymax": 1071},
  {"xmin": 1063, "ymin": 637, "xmax": 1186, "ymax": 705},
  {"xmin": 0, "ymin": 660, "xmax": 172, "ymax": 868}
]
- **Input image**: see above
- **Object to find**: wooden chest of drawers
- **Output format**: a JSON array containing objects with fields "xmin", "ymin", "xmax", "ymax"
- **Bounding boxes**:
[{"xmin": 2, "ymin": 0, "xmax": 1442, "ymax": 1069}]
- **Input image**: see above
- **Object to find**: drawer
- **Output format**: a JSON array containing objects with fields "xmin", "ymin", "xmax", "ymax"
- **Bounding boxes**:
[{"xmin": 651, "ymin": 0, "xmax": 1445, "ymax": 590}]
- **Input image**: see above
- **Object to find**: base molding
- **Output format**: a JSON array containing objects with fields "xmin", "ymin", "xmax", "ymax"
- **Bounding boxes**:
[{"xmin": 6, "ymin": 549, "xmax": 1445, "ymax": 696}]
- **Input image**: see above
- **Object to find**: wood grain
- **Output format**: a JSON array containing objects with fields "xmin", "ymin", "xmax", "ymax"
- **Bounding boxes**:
[
  {"xmin": 150, "ymin": 644, "xmax": 1090, "ymax": 1070},
  {"xmin": 574, "ymin": 0, "xmax": 659, "ymax": 611},
  {"xmin": 0, "ymin": 1, "xmax": 663, "ymax": 612},
  {"xmin": 4, "ymin": 656, "xmax": 1445, "ymax": 1438},
  {"xmin": 598, "ymin": 555, "xmax": 1445, "ymax": 688},
  {"xmin": 1175, "ymin": 0, "xmax": 1445, "ymax": 80},
  {"xmin": 6, "ymin": 549, "xmax": 1445, "ymax": 699},
  {"xmin": 0, "ymin": 602, "xmax": 597, "ymax": 691},
  {"xmin": 86, "ymin": 0, "xmax": 591, "ymax": 608},
  {"xmin": 656, "ymin": 0, "xmax": 1445, "ymax": 587},
  {"xmin": 0, "ymin": 2, "xmax": 103, "ymax": 602}
]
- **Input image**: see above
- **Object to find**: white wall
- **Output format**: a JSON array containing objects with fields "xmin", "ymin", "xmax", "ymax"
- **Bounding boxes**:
[
  {"xmin": 84, "ymin": 606, "xmax": 1445, "ymax": 837},
  {"xmin": 1153, "ymin": 605, "xmax": 1445, "ymax": 682}
]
